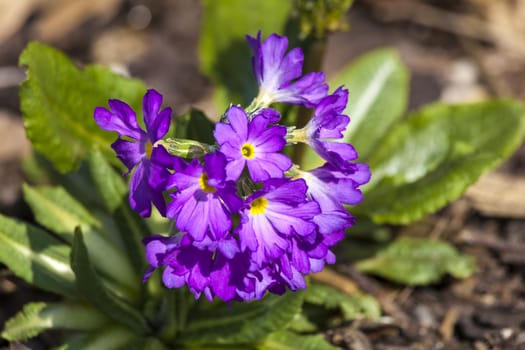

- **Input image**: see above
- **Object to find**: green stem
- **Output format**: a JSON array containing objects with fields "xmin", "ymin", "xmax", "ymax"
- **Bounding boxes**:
[
  {"xmin": 176, "ymin": 288, "xmax": 191, "ymax": 332},
  {"xmin": 159, "ymin": 290, "xmax": 178, "ymax": 343}
]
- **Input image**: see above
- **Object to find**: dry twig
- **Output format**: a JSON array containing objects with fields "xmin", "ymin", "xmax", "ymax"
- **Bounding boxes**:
[{"xmin": 310, "ymin": 267, "xmax": 360, "ymax": 294}]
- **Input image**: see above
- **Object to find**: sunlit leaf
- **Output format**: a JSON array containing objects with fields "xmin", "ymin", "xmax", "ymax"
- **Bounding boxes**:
[
  {"xmin": 358, "ymin": 100, "xmax": 525, "ymax": 224},
  {"xmin": 182, "ymin": 291, "xmax": 304, "ymax": 344},
  {"xmin": 356, "ymin": 237, "xmax": 475, "ymax": 285},
  {"xmin": 0, "ymin": 214, "xmax": 76, "ymax": 298},
  {"xmin": 301, "ymin": 49, "xmax": 408, "ymax": 169},
  {"xmin": 23, "ymin": 184, "xmax": 138, "ymax": 297},
  {"xmin": 1, "ymin": 302, "xmax": 109, "ymax": 341},
  {"xmin": 19, "ymin": 42, "xmax": 146, "ymax": 172},
  {"xmin": 305, "ymin": 283, "xmax": 380, "ymax": 320}
]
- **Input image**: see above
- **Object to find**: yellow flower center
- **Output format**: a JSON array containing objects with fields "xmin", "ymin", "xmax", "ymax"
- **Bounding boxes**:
[
  {"xmin": 241, "ymin": 143, "xmax": 255, "ymax": 159},
  {"xmin": 145, "ymin": 141, "xmax": 153, "ymax": 159},
  {"xmin": 199, "ymin": 172, "xmax": 216, "ymax": 193},
  {"xmin": 250, "ymin": 197, "xmax": 268, "ymax": 215}
]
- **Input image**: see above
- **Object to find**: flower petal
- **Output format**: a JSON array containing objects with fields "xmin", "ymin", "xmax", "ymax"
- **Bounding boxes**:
[
  {"xmin": 94, "ymin": 102, "xmax": 143, "ymax": 140},
  {"xmin": 143, "ymin": 89, "xmax": 171, "ymax": 141},
  {"xmin": 111, "ymin": 139, "xmax": 143, "ymax": 173}
]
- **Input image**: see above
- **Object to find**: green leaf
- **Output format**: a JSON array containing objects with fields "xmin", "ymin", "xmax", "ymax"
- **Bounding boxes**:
[
  {"xmin": 356, "ymin": 237, "xmax": 475, "ymax": 285},
  {"xmin": 174, "ymin": 108, "xmax": 216, "ymax": 145},
  {"xmin": 182, "ymin": 291, "xmax": 304, "ymax": 345},
  {"xmin": 22, "ymin": 184, "xmax": 138, "ymax": 296},
  {"xmin": 285, "ymin": 312, "xmax": 317, "ymax": 333},
  {"xmin": 19, "ymin": 42, "xmax": 146, "ymax": 172},
  {"xmin": 259, "ymin": 331, "xmax": 339, "ymax": 350},
  {"xmin": 88, "ymin": 149, "xmax": 128, "ymax": 213},
  {"xmin": 199, "ymin": 0, "xmax": 292, "ymax": 109},
  {"xmin": 358, "ymin": 100, "xmax": 525, "ymax": 224},
  {"xmin": 301, "ymin": 49, "xmax": 408, "ymax": 169},
  {"xmin": 24, "ymin": 151, "xmax": 129, "ymax": 251},
  {"xmin": 337, "ymin": 49, "xmax": 409, "ymax": 159},
  {"xmin": 0, "ymin": 214, "xmax": 76, "ymax": 297},
  {"xmin": 87, "ymin": 149, "xmax": 150, "ymax": 271},
  {"xmin": 70, "ymin": 229, "xmax": 150, "ymax": 334},
  {"xmin": 23, "ymin": 153, "xmax": 102, "ymax": 207},
  {"xmin": 305, "ymin": 284, "xmax": 381, "ymax": 320},
  {"xmin": 112, "ymin": 204, "xmax": 151, "ymax": 272},
  {"xmin": 23, "ymin": 184, "xmax": 99, "ymax": 239},
  {"xmin": 56, "ymin": 324, "xmax": 143, "ymax": 350},
  {"xmin": 2, "ymin": 302, "xmax": 109, "ymax": 341}
]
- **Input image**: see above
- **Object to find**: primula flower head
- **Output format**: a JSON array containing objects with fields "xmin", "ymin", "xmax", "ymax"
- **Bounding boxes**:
[
  {"xmin": 247, "ymin": 31, "xmax": 328, "ymax": 107},
  {"xmin": 96, "ymin": 31, "xmax": 371, "ymax": 303},
  {"xmin": 94, "ymin": 89, "xmax": 173, "ymax": 217},
  {"xmin": 214, "ymin": 106, "xmax": 292, "ymax": 182}
]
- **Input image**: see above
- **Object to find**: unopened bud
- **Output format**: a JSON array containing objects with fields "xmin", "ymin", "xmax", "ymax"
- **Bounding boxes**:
[{"xmin": 160, "ymin": 138, "xmax": 215, "ymax": 158}]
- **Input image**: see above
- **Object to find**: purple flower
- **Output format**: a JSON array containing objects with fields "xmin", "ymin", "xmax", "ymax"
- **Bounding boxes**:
[
  {"xmin": 94, "ymin": 89, "xmax": 173, "ymax": 217},
  {"xmin": 306, "ymin": 162, "xmax": 370, "ymax": 208},
  {"xmin": 303, "ymin": 86, "xmax": 358, "ymax": 167},
  {"xmin": 166, "ymin": 152, "xmax": 242, "ymax": 242},
  {"xmin": 244, "ymin": 229, "xmax": 345, "ymax": 295},
  {"xmin": 300, "ymin": 162, "xmax": 370, "ymax": 234},
  {"xmin": 247, "ymin": 31, "xmax": 328, "ymax": 107},
  {"xmin": 236, "ymin": 178, "xmax": 320, "ymax": 267},
  {"xmin": 288, "ymin": 230, "xmax": 345, "ymax": 275},
  {"xmin": 144, "ymin": 234, "xmax": 253, "ymax": 301},
  {"xmin": 262, "ymin": 228, "xmax": 345, "ymax": 294},
  {"xmin": 237, "ymin": 263, "xmax": 300, "ymax": 300},
  {"xmin": 214, "ymin": 106, "xmax": 292, "ymax": 182}
]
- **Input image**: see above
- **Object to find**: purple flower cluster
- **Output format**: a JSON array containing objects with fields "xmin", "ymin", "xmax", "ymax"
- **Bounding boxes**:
[{"xmin": 95, "ymin": 32, "xmax": 370, "ymax": 302}]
